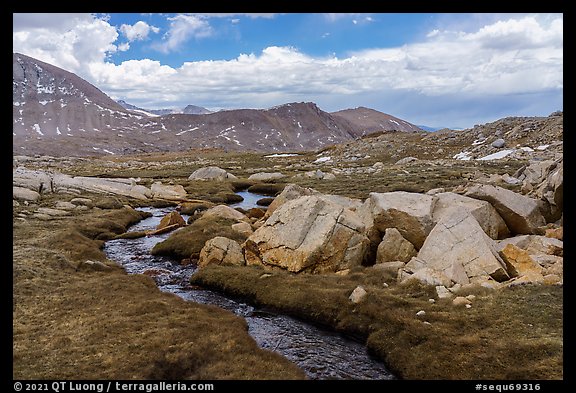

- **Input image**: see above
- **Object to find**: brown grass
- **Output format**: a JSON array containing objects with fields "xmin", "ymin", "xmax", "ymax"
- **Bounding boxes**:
[
  {"xmin": 13, "ymin": 205, "xmax": 305, "ymax": 380},
  {"xmin": 151, "ymin": 215, "xmax": 248, "ymax": 261},
  {"xmin": 191, "ymin": 265, "xmax": 563, "ymax": 380}
]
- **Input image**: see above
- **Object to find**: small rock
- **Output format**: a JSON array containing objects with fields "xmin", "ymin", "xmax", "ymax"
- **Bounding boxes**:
[
  {"xmin": 70, "ymin": 197, "xmax": 93, "ymax": 207},
  {"xmin": 465, "ymin": 304, "xmax": 472, "ymax": 309},
  {"xmin": 54, "ymin": 201, "xmax": 77, "ymax": 210},
  {"xmin": 423, "ymin": 321, "xmax": 432, "ymax": 326},
  {"xmin": 453, "ymin": 296, "xmax": 472, "ymax": 306},
  {"xmin": 349, "ymin": 285, "xmax": 367, "ymax": 304},
  {"xmin": 416, "ymin": 310, "xmax": 426, "ymax": 316},
  {"xmin": 491, "ymin": 139, "xmax": 506, "ymax": 148},
  {"xmin": 436, "ymin": 285, "xmax": 453, "ymax": 299},
  {"xmin": 429, "ymin": 299, "xmax": 436, "ymax": 303},
  {"xmin": 466, "ymin": 295, "xmax": 476, "ymax": 301}
]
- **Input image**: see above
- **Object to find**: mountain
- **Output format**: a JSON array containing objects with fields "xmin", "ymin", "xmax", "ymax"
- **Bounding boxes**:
[
  {"xmin": 116, "ymin": 100, "xmax": 212, "ymax": 116},
  {"xmin": 13, "ymin": 53, "xmax": 420, "ymax": 157},
  {"xmin": 330, "ymin": 107, "xmax": 422, "ymax": 136},
  {"xmin": 182, "ymin": 104, "xmax": 212, "ymax": 115}
]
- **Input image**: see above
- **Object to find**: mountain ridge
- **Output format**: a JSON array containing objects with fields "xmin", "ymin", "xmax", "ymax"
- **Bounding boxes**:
[{"xmin": 13, "ymin": 52, "xmax": 428, "ymax": 157}]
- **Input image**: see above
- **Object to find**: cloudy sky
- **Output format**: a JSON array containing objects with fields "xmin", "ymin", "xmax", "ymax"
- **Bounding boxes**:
[{"xmin": 13, "ymin": 13, "xmax": 563, "ymax": 128}]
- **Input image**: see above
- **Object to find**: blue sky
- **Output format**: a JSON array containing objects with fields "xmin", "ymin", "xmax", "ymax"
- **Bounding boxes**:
[{"xmin": 13, "ymin": 13, "xmax": 563, "ymax": 128}]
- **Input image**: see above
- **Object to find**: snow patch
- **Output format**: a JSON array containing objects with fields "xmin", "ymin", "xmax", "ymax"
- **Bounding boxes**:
[
  {"xmin": 472, "ymin": 139, "xmax": 486, "ymax": 146},
  {"xmin": 176, "ymin": 126, "xmax": 199, "ymax": 136},
  {"xmin": 265, "ymin": 153, "xmax": 300, "ymax": 158},
  {"xmin": 536, "ymin": 145, "xmax": 549, "ymax": 151},
  {"xmin": 56, "ymin": 127, "xmax": 61, "ymax": 135},
  {"xmin": 477, "ymin": 149, "xmax": 514, "ymax": 161},
  {"xmin": 102, "ymin": 149, "xmax": 115, "ymax": 155},
  {"xmin": 314, "ymin": 156, "xmax": 332, "ymax": 164},
  {"xmin": 390, "ymin": 119, "xmax": 400, "ymax": 127},
  {"xmin": 453, "ymin": 151, "xmax": 472, "ymax": 160},
  {"xmin": 520, "ymin": 146, "xmax": 534, "ymax": 152},
  {"xmin": 32, "ymin": 124, "xmax": 44, "ymax": 136}
]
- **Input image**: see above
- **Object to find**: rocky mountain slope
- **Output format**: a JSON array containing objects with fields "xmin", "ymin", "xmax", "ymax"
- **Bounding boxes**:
[
  {"xmin": 117, "ymin": 100, "xmax": 212, "ymax": 116},
  {"xmin": 13, "ymin": 53, "xmax": 420, "ymax": 157},
  {"xmin": 331, "ymin": 107, "xmax": 422, "ymax": 136}
]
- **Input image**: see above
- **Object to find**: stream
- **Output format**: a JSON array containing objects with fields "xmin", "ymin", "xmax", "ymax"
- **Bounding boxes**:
[{"xmin": 103, "ymin": 200, "xmax": 394, "ymax": 380}]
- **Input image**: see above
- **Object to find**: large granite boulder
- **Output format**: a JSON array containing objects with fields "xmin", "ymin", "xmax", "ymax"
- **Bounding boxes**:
[
  {"xmin": 52, "ymin": 173, "xmax": 152, "ymax": 200},
  {"xmin": 402, "ymin": 209, "xmax": 510, "ymax": 286},
  {"xmin": 359, "ymin": 191, "xmax": 438, "ymax": 249},
  {"xmin": 465, "ymin": 184, "xmax": 546, "ymax": 234},
  {"xmin": 244, "ymin": 195, "xmax": 369, "ymax": 273},
  {"xmin": 432, "ymin": 192, "xmax": 509, "ymax": 239},
  {"xmin": 13, "ymin": 167, "xmax": 53, "ymax": 193}
]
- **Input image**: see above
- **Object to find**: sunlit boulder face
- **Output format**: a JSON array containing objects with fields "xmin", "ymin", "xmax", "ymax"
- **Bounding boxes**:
[{"xmin": 244, "ymin": 195, "xmax": 370, "ymax": 274}]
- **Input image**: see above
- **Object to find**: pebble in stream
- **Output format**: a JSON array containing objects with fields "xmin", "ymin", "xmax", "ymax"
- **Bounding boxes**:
[{"xmin": 104, "ymin": 205, "xmax": 395, "ymax": 380}]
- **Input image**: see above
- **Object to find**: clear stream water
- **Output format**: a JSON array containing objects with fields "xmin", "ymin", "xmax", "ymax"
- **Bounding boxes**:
[{"xmin": 103, "ymin": 202, "xmax": 394, "ymax": 380}]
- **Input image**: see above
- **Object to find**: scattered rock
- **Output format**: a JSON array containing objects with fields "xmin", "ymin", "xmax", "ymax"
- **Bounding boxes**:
[
  {"xmin": 416, "ymin": 310, "xmax": 426, "ymax": 316},
  {"xmin": 349, "ymin": 286, "xmax": 367, "ymax": 304},
  {"xmin": 157, "ymin": 211, "xmax": 186, "ymax": 231},
  {"xmin": 13, "ymin": 186, "xmax": 41, "ymax": 202},
  {"xmin": 499, "ymin": 244, "xmax": 545, "ymax": 279},
  {"xmin": 36, "ymin": 207, "xmax": 71, "ymax": 217},
  {"xmin": 188, "ymin": 166, "xmax": 238, "ymax": 181},
  {"xmin": 246, "ymin": 208, "xmax": 266, "ymax": 219},
  {"xmin": 248, "ymin": 172, "xmax": 286, "ymax": 181},
  {"xmin": 76, "ymin": 260, "xmax": 113, "ymax": 272},
  {"xmin": 231, "ymin": 222, "xmax": 253, "ymax": 237},
  {"xmin": 435, "ymin": 285, "xmax": 453, "ymax": 299},
  {"xmin": 401, "ymin": 266, "xmax": 453, "ymax": 287},
  {"xmin": 394, "ymin": 156, "xmax": 418, "ymax": 165},
  {"xmin": 202, "ymin": 205, "xmax": 248, "ymax": 222},
  {"xmin": 491, "ymin": 139, "xmax": 506, "ymax": 148},
  {"xmin": 70, "ymin": 197, "xmax": 93, "ymax": 207},
  {"xmin": 198, "ymin": 237, "xmax": 245, "ymax": 268},
  {"xmin": 54, "ymin": 201, "xmax": 76, "ymax": 210},
  {"xmin": 497, "ymin": 235, "xmax": 563, "ymax": 256},
  {"xmin": 151, "ymin": 182, "xmax": 188, "ymax": 200},
  {"xmin": 545, "ymin": 227, "xmax": 563, "ymax": 240}
]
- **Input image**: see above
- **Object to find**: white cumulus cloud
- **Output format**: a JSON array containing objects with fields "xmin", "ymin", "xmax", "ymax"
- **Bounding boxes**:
[
  {"xmin": 120, "ymin": 21, "xmax": 160, "ymax": 42},
  {"xmin": 152, "ymin": 14, "xmax": 213, "ymax": 53},
  {"xmin": 12, "ymin": 13, "xmax": 563, "ymax": 127}
]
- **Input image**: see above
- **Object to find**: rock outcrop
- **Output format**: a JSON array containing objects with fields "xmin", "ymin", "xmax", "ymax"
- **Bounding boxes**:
[{"xmin": 244, "ymin": 195, "xmax": 369, "ymax": 273}]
